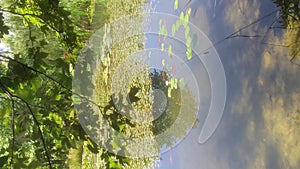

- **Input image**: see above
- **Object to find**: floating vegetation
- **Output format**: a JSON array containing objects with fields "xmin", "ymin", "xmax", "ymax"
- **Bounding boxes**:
[
  {"xmin": 174, "ymin": 0, "xmax": 179, "ymax": 10},
  {"xmin": 159, "ymin": 8, "xmax": 193, "ymax": 60}
]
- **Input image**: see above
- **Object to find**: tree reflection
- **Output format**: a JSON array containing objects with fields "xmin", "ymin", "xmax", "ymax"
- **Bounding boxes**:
[{"xmin": 149, "ymin": 68, "xmax": 199, "ymax": 148}]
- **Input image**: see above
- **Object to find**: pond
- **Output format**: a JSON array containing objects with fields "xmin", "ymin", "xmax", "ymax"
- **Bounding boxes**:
[
  {"xmin": 0, "ymin": 0, "xmax": 299, "ymax": 168},
  {"xmin": 149, "ymin": 0, "xmax": 300, "ymax": 169},
  {"xmin": 73, "ymin": 0, "xmax": 300, "ymax": 168}
]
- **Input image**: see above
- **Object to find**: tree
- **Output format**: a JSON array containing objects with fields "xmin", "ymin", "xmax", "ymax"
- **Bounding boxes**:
[
  {"xmin": 272, "ymin": 0, "xmax": 300, "ymax": 65},
  {"xmin": 0, "ymin": 0, "xmax": 156, "ymax": 168},
  {"xmin": 0, "ymin": 0, "xmax": 106, "ymax": 168},
  {"xmin": 150, "ymin": 68, "xmax": 199, "ymax": 148},
  {"xmin": 272, "ymin": 0, "xmax": 299, "ymax": 27}
]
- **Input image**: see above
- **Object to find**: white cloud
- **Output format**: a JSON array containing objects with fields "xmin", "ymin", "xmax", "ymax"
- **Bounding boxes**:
[{"xmin": 225, "ymin": 0, "xmax": 261, "ymax": 32}]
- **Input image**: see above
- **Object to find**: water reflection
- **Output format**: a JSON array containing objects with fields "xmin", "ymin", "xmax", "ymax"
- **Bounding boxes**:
[{"xmin": 151, "ymin": 0, "xmax": 300, "ymax": 169}]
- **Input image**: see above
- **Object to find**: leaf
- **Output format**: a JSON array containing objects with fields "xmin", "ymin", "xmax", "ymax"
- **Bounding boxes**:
[
  {"xmin": 55, "ymin": 94, "xmax": 61, "ymax": 101},
  {"xmin": 109, "ymin": 161, "xmax": 122, "ymax": 169},
  {"xmin": 174, "ymin": 0, "xmax": 179, "ymax": 10},
  {"xmin": 168, "ymin": 45, "xmax": 173, "ymax": 56},
  {"xmin": 184, "ymin": 12, "xmax": 189, "ymax": 25},
  {"xmin": 128, "ymin": 87, "xmax": 141, "ymax": 103},
  {"xmin": 185, "ymin": 26, "xmax": 190, "ymax": 39},
  {"xmin": 170, "ymin": 78, "xmax": 176, "ymax": 89},
  {"xmin": 172, "ymin": 24, "xmax": 176, "ymax": 36},
  {"xmin": 186, "ymin": 47, "xmax": 192, "ymax": 60},
  {"xmin": 168, "ymin": 87, "xmax": 172, "ymax": 98},
  {"xmin": 161, "ymin": 43, "xmax": 165, "ymax": 51},
  {"xmin": 0, "ymin": 155, "xmax": 9, "ymax": 168},
  {"xmin": 119, "ymin": 124, "xmax": 125, "ymax": 132},
  {"xmin": 180, "ymin": 12, "xmax": 185, "ymax": 24}
]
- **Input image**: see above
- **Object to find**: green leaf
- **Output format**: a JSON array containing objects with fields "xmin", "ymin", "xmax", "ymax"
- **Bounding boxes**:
[
  {"xmin": 174, "ymin": 0, "xmax": 179, "ymax": 10},
  {"xmin": 0, "ymin": 155, "xmax": 9, "ymax": 168},
  {"xmin": 180, "ymin": 12, "xmax": 185, "ymax": 24},
  {"xmin": 184, "ymin": 13, "xmax": 189, "ymax": 25},
  {"xmin": 185, "ymin": 26, "xmax": 190, "ymax": 39},
  {"xmin": 186, "ymin": 47, "xmax": 192, "ymax": 60},
  {"xmin": 172, "ymin": 24, "xmax": 176, "ymax": 36},
  {"xmin": 168, "ymin": 45, "xmax": 173, "ymax": 56},
  {"xmin": 55, "ymin": 94, "xmax": 62, "ymax": 101},
  {"xmin": 170, "ymin": 77, "xmax": 175, "ymax": 89},
  {"xmin": 161, "ymin": 43, "xmax": 165, "ymax": 51},
  {"xmin": 168, "ymin": 87, "xmax": 172, "ymax": 98},
  {"xmin": 162, "ymin": 59, "xmax": 165, "ymax": 66},
  {"xmin": 109, "ymin": 161, "xmax": 122, "ymax": 169}
]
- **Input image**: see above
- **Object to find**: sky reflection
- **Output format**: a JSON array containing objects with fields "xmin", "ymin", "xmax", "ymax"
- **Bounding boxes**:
[{"xmin": 151, "ymin": 0, "xmax": 300, "ymax": 169}]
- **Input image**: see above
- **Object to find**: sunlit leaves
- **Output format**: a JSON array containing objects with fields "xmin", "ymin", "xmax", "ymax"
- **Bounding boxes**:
[
  {"xmin": 0, "ymin": 1, "xmax": 89, "ymax": 168},
  {"xmin": 108, "ymin": 157, "xmax": 122, "ymax": 169}
]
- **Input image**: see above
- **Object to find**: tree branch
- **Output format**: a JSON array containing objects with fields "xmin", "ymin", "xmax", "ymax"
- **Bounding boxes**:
[
  {"xmin": 0, "ymin": 53, "xmax": 109, "ymax": 111},
  {"xmin": 0, "ymin": 82, "xmax": 15, "ymax": 168},
  {"xmin": 290, "ymin": 48, "xmax": 300, "ymax": 67},
  {"xmin": 229, "ymin": 34, "xmax": 264, "ymax": 38},
  {"xmin": 0, "ymin": 81, "xmax": 53, "ymax": 169},
  {"xmin": 192, "ymin": 9, "xmax": 279, "ymax": 58},
  {"xmin": 0, "ymin": 54, "xmax": 67, "ymax": 90},
  {"xmin": 0, "ymin": 8, "xmax": 61, "ymax": 34}
]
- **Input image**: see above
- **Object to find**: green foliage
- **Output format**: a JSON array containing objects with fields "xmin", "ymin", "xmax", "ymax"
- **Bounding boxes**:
[
  {"xmin": 0, "ymin": 0, "xmax": 197, "ymax": 168},
  {"xmin": 0, "ymin": 0, "xmax": 100, "ymax": 168},
  {"xmin": 0, "ymin": 12, "xmax": 9, "ymax": 38},
  {"xmin": 0, "ymin": 156, "xmax": 9, "ymax": 168},
  {"xmin": 272, "ymin": 0, "xmax": 300, "ymax": 63},
  {"xmin": 272, "ymin": 0, "xmax": 300, "ymax": 27},
  {"xmin": 150, "ymin": 69, "xmax": 198, "ymax": 147},
  {"xmin": 174, "ymin": 0, "xmax": 179, "ymax": 10}
]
